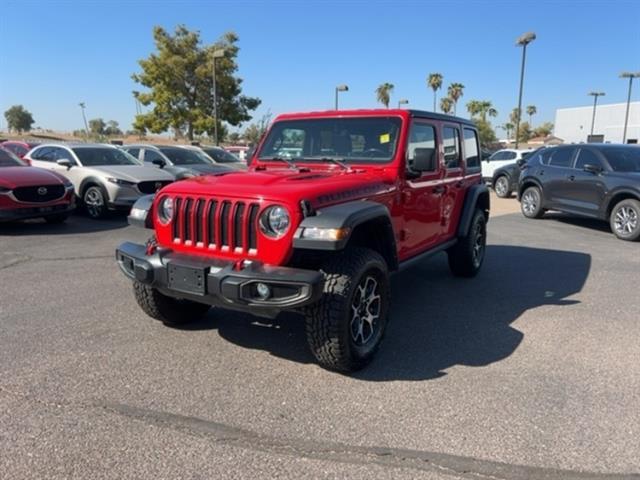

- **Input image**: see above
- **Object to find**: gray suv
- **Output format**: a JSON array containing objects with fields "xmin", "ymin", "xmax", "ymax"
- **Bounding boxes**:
[{"xmin": 123, "ymin": 145, "xmax": 233, "ymax": 179}]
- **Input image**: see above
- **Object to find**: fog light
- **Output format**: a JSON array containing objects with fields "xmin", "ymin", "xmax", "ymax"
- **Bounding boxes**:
[{"xmin": 256, "ymin": 282, "xmax": 271, "ymax": 300}]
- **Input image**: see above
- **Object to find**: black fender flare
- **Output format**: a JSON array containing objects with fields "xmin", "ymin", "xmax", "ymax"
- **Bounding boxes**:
[
  {"xmin": 128, "ymin": 194, "xmax": 156, "ymax": 229},
  {"xmin": 457, "ymin": 184, "xmax": 490, "ymax": 238},
  {"xmin": 293, "ymin": 200, "xmax": 394, "ymax": 252},
  {"xmin": 79, "ymin": 176, "xmax": 107, "ymax": 199},
  {"xmin": 517, "ymin": 177, "xmax": 544, "ymax": 200},
  {"xmin": 604, "ymin": 188, "xmax": 640, "ymax": 217}
]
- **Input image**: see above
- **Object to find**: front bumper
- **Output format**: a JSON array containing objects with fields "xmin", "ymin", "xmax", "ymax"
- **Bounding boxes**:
[
  {"xmin": 115, "ymin": 242, "xmax": 324, "ymax": 318},
  {"xmin": 0, "ymin": 203, "xmax": 75, "ymax": 222}
]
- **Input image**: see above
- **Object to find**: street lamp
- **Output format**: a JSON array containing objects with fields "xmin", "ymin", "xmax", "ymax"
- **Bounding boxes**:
[
  {"xmin": 588, "ymin": 91, "xmax": 605, "ymax": 138},
  {"xmin": 78, "ymin": 102, "xmax": 89, "ymax": 138},
  {"xmin": 514, "ymin": 31, "xmax": 536, "ymax": 149},
  {"xmin": 212, "ymin": 48, "xmax": 225, "ymax": 145},
  {"xmin": 620, "ymin": 72, "xmax": 640, "ymax": 144},
  {"xmin": 398, "ymin": 99, "xmax": 409, "ymax": 108},
  {"xmin": 335, "ymin": 84, "xmax": 349, "ymax": 110}
]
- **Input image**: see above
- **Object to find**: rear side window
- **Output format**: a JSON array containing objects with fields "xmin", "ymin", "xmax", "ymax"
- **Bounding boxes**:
[
  {"xmin": 126, "ymin": 148, "xmax": 140, "ymax": 160},
  {"xmin": 31, "ymin": 147, "xmax": 55, "ymax": 161},
  {"xmin": 144, "ymin": 149, "xmax": 165, "ymax": 163},
  {"xmin": 407, "ymin": 122, "xmax": 437, "ymax": 171},
  {"xmin": 548, "ymin": 148, "xmax": 575, "ymax": 167},
  {"xmin": 575, "ymin": 149, "xmax": 603, "ymax": 170},
  {"xmin": 504, "ymin": 151, "xmax": 517, "ymax": 160},
  {"xmin": 442, "ymin": 127, "xmax": 461, "ymax": 169},
  {"xmin": 490, "ymin": 151, "xmax": 506, "ymax": 161},
  {"xmin": 463, "ymin": 128, "xmax": 480, "ymax": 169}
]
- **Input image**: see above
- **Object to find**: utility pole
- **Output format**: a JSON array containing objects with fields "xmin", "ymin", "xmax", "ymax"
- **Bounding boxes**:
[
  {"xmin": 514, "ymin": 32, "xmax": 536, "ymax": 149},
  {"xmin": 335, "ymin": 84, "xmax": 349, "ymax": 110},
  {"xmin": 212, "ymin": 49, "xmax": 225, "ymax": 145},
  {"xmin": 78, "ymin": 102, "xmax": 89, "ymax": 138},
  {"xmin": 620, "ymin": 72, "xmax": 640, "ymax": 144},
  {"xmin": 588, "ymin": 91, "xmax": 605, "ymax": 138}
]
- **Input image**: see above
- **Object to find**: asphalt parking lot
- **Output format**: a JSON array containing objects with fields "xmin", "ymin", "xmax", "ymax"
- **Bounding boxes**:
[{"xmin": 1, "ymin": 195, "xmax": 639, "ymax": 480}]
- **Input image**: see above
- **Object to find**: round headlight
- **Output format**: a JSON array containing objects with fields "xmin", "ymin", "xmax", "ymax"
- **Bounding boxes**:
[
  {"xmin": 158, "ymin": 197, "xmax": 174, "ymax": 224},
  {"xmin": 260, "ymin": 205, "xmax": 290, "ymax": 238}
]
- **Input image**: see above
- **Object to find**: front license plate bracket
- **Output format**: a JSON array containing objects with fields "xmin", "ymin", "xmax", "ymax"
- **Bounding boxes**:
[{"xmin": 168, "ymin": 264, "xmax": 206, "ymax": 295}]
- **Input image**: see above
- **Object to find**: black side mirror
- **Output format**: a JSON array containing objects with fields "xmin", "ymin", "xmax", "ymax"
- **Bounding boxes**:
[
  {"xmin": 56, "ymin": 159, "xmax": 72, "ymax": 169},
  {"xmin": 412, "ymin": 148, "xmax": 437, "ymax": 172},
  {"xmin": 517, "ymin": 158, "xmax": 527, "ymax": 168},
  {"xmin": 152, "ymin": 158, "xmax": 166, "ymax": 168},
  {"xmin": 583, "ymin": 164, "xmax": 602, "ymax": 174}
]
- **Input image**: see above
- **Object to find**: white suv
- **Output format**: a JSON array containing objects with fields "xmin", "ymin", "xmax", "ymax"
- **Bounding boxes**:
[{"xmin": 481, "ymin": 149, "xmax": 531, "ymax": 181}]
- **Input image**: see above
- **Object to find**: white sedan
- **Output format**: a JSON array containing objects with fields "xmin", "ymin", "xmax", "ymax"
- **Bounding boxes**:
[{"xmin": 481, "ymin": 149, "xmax": 531, "ymax": 181}]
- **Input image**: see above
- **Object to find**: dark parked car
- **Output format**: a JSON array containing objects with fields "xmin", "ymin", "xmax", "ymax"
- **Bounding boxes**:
[
  {"xmin": 492, "ymin": 147, "xmax": 548, "ymax": 198},
  {"xmin": 518, "ymin": 144, "xmax": 640, "ymax": 241}
]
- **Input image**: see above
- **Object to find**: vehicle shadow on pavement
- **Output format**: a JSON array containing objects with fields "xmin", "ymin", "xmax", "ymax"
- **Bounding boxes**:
[
  {"xmin": 188, "ymin": 245, "xmax": 591, "ymax": 380},
  {"xmin": 0, "ymin": 212, "xmax": 128, "ymax": 236},
  {"xmin": 542, "ymin": 212, "xmax": 612, "ymax": 234}
]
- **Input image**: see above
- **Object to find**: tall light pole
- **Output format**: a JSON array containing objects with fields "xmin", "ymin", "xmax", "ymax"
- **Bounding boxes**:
[
  {"xmin": 212, "ymin": 48, "xmax": 225, "ymax": 145},
  {"xmin": 78, "ymin": 102, "xmax": 89, "ymax": 138},
  {"xmin": 588, "ymin": 91, "xmax": 605, "ymax": 138},
  {"xmin": 335, "ymin": 84, "xmax": 349, "ymax": 110},
  {"xmin": 514, "ymin": 31, "xmax": 536, "ymax": 149},
  {"xmin": 620, "ymin": 72, "xmax": 640, "ymax": 144},
  {"xmin": 398, "ymin": 99, "xmax": 409, "ymax": 108}
]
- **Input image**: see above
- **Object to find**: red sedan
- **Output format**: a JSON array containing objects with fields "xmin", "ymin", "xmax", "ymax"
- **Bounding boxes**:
[
  {"xmin": 0, "ymin": 147, "xmax": 75, "ymax": 223},
  {"xmin": 1, "ymin": 140, "xmax": 41, "ymax": 164}
]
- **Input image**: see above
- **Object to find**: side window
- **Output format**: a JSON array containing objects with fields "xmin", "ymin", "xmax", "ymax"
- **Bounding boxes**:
[
  {"xmin": 549, "ymin": 148, "xmax": 575, "ymax": 167},
  {"xmin": 442, "ymin": 127, "xmax": 461, "ymax": 169},
  {"xmin": 143, "ymin": 149, "xmax": 165, "ymax": 163},
  {"xmin": 463, "ymin": 128, "xmax": 480, "ymax": 169},
  {"xmin": 489, "ymin": 151, "xmax": 505, "ymax": 161},
  {"xmin": 53, "ymin": 148, "xmax": 74, "ymax": 162},
  {"xmin": 3, "ymin": 144, "xmax": 18, "ymax": 155},
  {"xmin": 32, "ymin": 147, "xmax": 54, "ymax": 161},
  {"xmin": 575, "ymin": 149, "xmax": 603, "ymax": 170},
  {"xmin": 407, "ymin": 122, "xmax": 437, "ymax": 172},
  {"xmin": 505, "ymin": 151, "xmax": 517, "ymax": 160},
  {"xmin": 126, "ymin": 148, "xmax": 140, "ymax": 160}
]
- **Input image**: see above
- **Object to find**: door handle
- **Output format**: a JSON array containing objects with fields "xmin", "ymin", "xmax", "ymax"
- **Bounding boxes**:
[
  {"xmin": 538, "ymin": 170, "xmax": 545, "ymax": 176},
  {"xmin": 568, "ymin": 175, "xmax": 575, "ymax": 181},
  {"xmin": 433, "ymin": 185, "xmax": 447, "ymax": 195}
]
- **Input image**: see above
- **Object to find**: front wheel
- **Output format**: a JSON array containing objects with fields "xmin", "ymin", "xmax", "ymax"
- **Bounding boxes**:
[
  {"xmin": 447, "ymin": 209, "xmax": 487, "ymax": 278},
  {"xmin": 521, "ymin": 186, "xmax": 545, "ymax": 219},
  {"xmin": 84, "ymin": 185, "xmax": 108, "ymax": 219},
  {"xmin": 133, "ymin": 281, "xmax": 211, "ymax": 326},
  {"xmin": 494, "ymin": 176, "xmax": 511, "ymax": 198},
  {"xmin": 305, "ymin": 247, "xmax": 390, "ymax": 372},
  {"xmin": 610, "ymin": 199, "xmax": 640, "ymax": 241}
]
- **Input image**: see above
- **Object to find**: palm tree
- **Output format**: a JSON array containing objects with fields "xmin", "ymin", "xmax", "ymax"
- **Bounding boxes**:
[
  {"xmin": 375, "ymin": 83, "xmax": 394, "ymax": 108},
  {"xmin": 440, "ymin": 97, "xmax": 454, "ymax": 114},
  {"xmin": 502, "ymin": 122, "xmax": 514, "ymax": 140},
  {"xmin": 467, "ymin": 100, "xmax": 497, "ymax": 121},
  {"xmin": 447, "ymin": 83, "xmax": 464, "ymax": 115},
  {"xmin": 526, "ymin": 105, "xmax": 537, "ymax": 126},
  {"xmin": 466, "ymin": 100, "xmax": 482, "ymax": 117},
  {"xmin": 427, "ymin": 73, "xmax": 443, "ymax": 112}
]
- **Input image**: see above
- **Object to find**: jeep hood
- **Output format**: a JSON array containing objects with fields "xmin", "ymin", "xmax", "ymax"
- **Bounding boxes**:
[{"xmin": 160, "ymin": 167, "xmax": 395, "ymax": 206}]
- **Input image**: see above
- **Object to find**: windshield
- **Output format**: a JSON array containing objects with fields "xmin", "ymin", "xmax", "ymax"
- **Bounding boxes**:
[
  {"xmin": 258, "ymin": 117, "xmax": 402, "ymax": 163},
  {"xmin": 202, "ymin": 147, "xmax": 241, "ymax": 163},
  {"xmin": 603, "ymin": 147, "xmax": 640, "ymax": 172},
  {"xmin": 73, "ymin": 147, "xmax": 140, "ymax": 166},
  {"xmin": 159, "ymin": 147, "xmax": 211, "ymax": 165},
  {"xmin": 0, "ymin": 148, "xmax": 26, "ymax": 166}
]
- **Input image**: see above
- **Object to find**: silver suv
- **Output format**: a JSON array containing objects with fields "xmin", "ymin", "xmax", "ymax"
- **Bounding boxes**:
[
  {"xmin": 122, "ymin": 144, "xmax": 233, "ymax": 179},
  {"xmin": 25, "ymin": 144, "xmax": 175, "ymax": 219}
]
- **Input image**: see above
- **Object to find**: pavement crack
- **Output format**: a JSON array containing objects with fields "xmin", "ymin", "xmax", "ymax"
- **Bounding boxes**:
[{"xmin": 100, "ymin": 402, "xmax": 640, "ymax": 480}]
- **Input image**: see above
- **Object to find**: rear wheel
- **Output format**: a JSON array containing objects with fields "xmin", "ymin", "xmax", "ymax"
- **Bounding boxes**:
[
  {"xmin": 521, "ymin": 186, "xmax": 545, "ymax": 219},
  {"xmin": 610, "ymin": 199, "xmax": 640, "ymax": 241},
  {"xmin": 305, "ymin": 247, "xmax": 390, "ymax": 372},
  {"xmin": 447, "ymin": 209, "xmax": 486, "ymax": 278},
  {"xmin": 494, "ymin": 176, "xmax": 511, "ymax": 198},
  {"xmin": 133, "ymin": 281, "xmax": 211, "ymax": 326},
  {"xmin": 84, "ymin": 185, "xmax": 108, "ymax": 219}
]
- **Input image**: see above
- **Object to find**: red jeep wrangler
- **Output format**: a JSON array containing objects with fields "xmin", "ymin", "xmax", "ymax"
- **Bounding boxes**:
[{"xmin": 116, "ymin": 109, "xmax": 489, "ymax": 371}]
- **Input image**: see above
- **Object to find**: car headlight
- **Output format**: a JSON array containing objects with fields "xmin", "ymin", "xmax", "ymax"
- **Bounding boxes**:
[
  {"xmin": 107, "ymin": 177, "xmax": 136, "ymax": 186},
  {"xmin": 63, "ymin": 181, "xmax": 74, "ymax": 190},
  {"xmin": 157, "ymin": 197, "xmax": 174, "ymax": 224},
  {"xmin": 259, "ymin": 205, "xmax": 290, "ymax": 238}
]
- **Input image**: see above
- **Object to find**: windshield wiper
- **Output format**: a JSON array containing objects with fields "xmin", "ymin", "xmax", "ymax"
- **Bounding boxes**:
[
  {"xmin": 263, "ymin": 156, "xmax": 299, "ymax": 169},
  {"xmin": 315, "ymin": 157, "xmax": 351, "ymax": 171}
]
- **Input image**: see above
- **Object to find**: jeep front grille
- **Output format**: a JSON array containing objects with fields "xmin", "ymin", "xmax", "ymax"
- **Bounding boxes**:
[{"xmin": 171, "ymin": 196, "xmax": 260, "ymax": 254}]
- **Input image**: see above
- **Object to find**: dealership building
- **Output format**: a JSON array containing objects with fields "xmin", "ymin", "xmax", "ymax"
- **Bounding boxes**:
[{"xmin": 554, "ymin": 101, "xmax": 639, "ymax": 144}]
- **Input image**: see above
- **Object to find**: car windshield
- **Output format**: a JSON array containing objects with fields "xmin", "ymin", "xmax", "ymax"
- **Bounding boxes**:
[
  {"xmin": 603, "ymin": 147, "xmax": 640, "ymax": 172},
  {"xmin": 0, "ymin": 148, "xmax": 26, "ymax": 166},
  {"xmin": 202, "ymin": 147, "xmax": 241, "ymax": 163},
  {"xmin": 159, "ymin": 147, "xmax": 211, "ymax": 165},
  {"xmin": 72, "ymin": 147, "xmax": 140, "ymax": 166},
  {"xmin": 258, "ymin": 117, "xmax": 402, "ymax": 163}
]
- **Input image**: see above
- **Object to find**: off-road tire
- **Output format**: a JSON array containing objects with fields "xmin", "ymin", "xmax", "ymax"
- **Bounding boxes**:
[
  {"xmin": 494, "ymin": 175, "xmax": 511, "ymax": 198},
  {"xmin": 521, "ymin": 186, "xmax": 545, "ymax": 219},
  {"xmin": 83, "ymin": 185, "xmax": 109, "ymax": 219},
  {"xmin": 44, "ymin": 213, "xmax": 69, "ymax": 224},
  {"xmin": 133, "ymin": 281, "xmax": 210, "ymax": 326},
  {"xmin": 304, "ymin": 247, "xmax": 390, "ymax": 372},
  {"xmin": 610, "ymin": 199, "xmax": 640, "ymax": 241},
  {"xmin": 447, "ymin": 209, "xmax": 487, "ymax": 278}
]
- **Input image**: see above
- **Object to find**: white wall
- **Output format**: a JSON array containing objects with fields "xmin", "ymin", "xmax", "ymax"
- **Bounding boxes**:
[{"xmin": 554, "ymin": 102, "xmax": 640, "ymax": 144}]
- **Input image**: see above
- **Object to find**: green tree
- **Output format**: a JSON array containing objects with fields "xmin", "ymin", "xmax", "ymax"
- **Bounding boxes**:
[
  {"xmin": 132, "ymin": 26, "xmax": 260, "ymax": 141},
  {"xmin": 4, "ymin": 105, "xmax": 35, "ymax": 133},
  {"xmin": 474, "ymin": 118, "xmax": 497, "ymax": 146},
  {"xmin": 227, "ymin": 132, "xmax": 241, "ymax": 144},
  {"xmin": 104, "ymin": 120, "xmax": 123, "ymax": 136},
  {"xmin": 533, "ymin": 121, "xmax": 553, "ymax": 137},
  {"xmin": 89, "ymin": 118, "xmax": 106, "ymax": 135},
  {"xmin": 427, "ymin": 73, "xmax": 443, "ymax": 112},
  {"xmin": 447, "ymin": 83, "xmax": 464, "ymax": 115},
  {"xmin": 375, "ymin": 83, "xmax": 394, "ymax": 108},
  {"xmin": 517, "ymin": 121, "xmax": 532, "ymax": 143},
  {"xmin": 466, "ymin": 100, "xmax": 497, "ymax": 122},
  {"xmin": 243, "ymin": 112, "xmax": 272, "ymax": 146},
  {"xmin": 440, "ymin": 97, "xmax": 453, "ymax": 114},
  {"xmin": 526, "ymin": 105, "xmax": 537, "ymax": 126},
  {"xmin": 502, "ymin": 122, "xmax": 514, "ymax": 140},
  {"xmin": 510, "ymin": 107, "xmax": 521, "ymax": 126}
]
